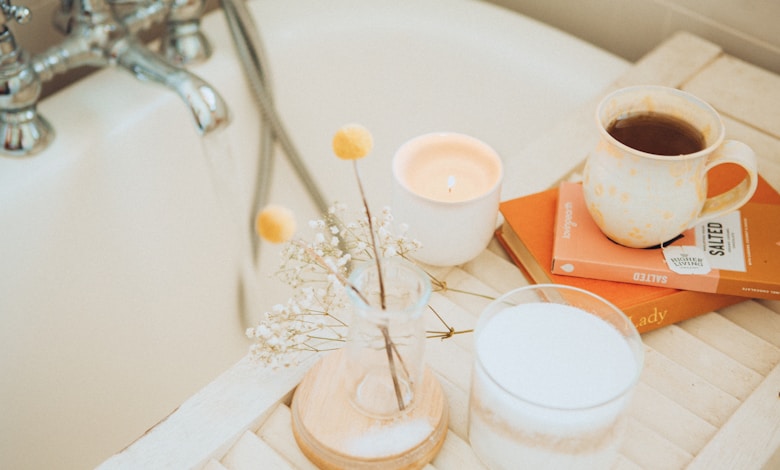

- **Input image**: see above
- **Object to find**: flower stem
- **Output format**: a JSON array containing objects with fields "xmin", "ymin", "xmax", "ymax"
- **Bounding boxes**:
[
  {"xmin": 352, "ymin": 160, "xmax": 407, "ymax": 411},
  {"xmin": 352, "ymin": 161, "xmax": 386, "ymax": 309},
  {"xmin": 294, "ymin": 237, "xmax": 405, "ymax": 409},
  {"xmin": 380, "ymin": 325, "xmax": 405, "ymax": 411}
]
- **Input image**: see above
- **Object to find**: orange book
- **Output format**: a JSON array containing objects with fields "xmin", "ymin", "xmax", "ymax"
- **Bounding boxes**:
[
  {"xmin": 551, "ymin": 179, "xmax": 780, "ymax": 300},
  {"xmin": 497, "ymin": 187, "xmax": 745, "ymax": 334}
]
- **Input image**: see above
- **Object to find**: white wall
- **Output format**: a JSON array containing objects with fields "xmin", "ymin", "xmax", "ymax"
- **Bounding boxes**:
[{"xmin": 487, "ymin": 0, "xmax": 779, "ymax": 76}]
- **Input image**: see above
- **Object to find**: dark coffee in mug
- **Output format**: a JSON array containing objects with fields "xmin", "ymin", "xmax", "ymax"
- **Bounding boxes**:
[{"xmin": 607, "ymin": 112, "xmax": 705, "ymax": 156}]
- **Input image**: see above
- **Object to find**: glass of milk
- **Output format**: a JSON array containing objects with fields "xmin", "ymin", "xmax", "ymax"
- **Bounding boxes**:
[{"xmin": 468, "ymin": 284, "xmax": 644, "ymax": 469}]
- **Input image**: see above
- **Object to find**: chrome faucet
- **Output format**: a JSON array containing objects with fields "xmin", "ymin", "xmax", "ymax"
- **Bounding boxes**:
[
  {"xmin": 0, "ymin": 1, "xmax": 53, "ymax": 156},
  {"xmin": 0, "ymin": 0, "xmax": 227, "ymax": 157}
]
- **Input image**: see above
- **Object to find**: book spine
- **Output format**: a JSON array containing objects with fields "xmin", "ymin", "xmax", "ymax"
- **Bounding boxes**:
[
  {"xmin": 551, "ymin": 258, "xmax": 683, "ymax": 292},
  {"xmin": 713, "ymin": 278, "xmax": 780, "ymax": 301},
  {"xmin": 552, "ymin": 258, "xmax": 780, "ymax": 301},
  {"xmin": 622, "ymin": 290, "xmax": 742, "ymax": 334}
]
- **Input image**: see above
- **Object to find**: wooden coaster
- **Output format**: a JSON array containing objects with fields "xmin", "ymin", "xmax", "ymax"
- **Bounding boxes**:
[{"xmin": 291, "ymin": 350, "xmax": 448, "ymax": 470}]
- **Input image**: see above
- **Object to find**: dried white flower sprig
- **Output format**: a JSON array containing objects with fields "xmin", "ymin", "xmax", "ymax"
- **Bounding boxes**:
[
  {"xmin": 248, "ymin": 124, "xmax": 489, "ymax": 372},
  {"xmin": 249, "ymin": 202, "xmax": 421, "ymax": 368}
]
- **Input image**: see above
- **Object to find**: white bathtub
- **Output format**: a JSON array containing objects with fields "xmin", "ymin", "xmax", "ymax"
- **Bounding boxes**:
[{"xmin": 0, "ymin": 0, "xmax": 628, "ymax": 468}]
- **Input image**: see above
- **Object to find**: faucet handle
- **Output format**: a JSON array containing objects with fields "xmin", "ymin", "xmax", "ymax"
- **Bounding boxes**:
[
  {"xmin": 0, "ymin": 1, "xmax": 54, "ymax": 156},
  {"xmin": 0, "ymin": 0, "xmax": 31, "ymax": 25},
  {"xmin": 160, "ymin": 0, "xmax": 211, "ymax": 65}
]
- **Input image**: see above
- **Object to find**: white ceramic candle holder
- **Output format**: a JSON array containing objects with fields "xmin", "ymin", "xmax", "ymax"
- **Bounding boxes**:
[{"xmin": 392, "ymin": 132, "xmax": 503, "ymax": 266}]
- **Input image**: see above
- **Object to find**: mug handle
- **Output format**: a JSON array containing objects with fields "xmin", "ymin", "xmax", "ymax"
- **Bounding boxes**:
[{"xmin": 694, "ymin": 140, "xmax": 758, "ymax": 225}]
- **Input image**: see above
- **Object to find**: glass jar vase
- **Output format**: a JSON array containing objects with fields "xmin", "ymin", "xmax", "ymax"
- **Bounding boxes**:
[
  {"xmin": 343, "ymin": 257, "xmax": 431, "ymax": 418},
  {"xmin": 291, "ymin": 256, "xmax": 448, "ymax": 469}
]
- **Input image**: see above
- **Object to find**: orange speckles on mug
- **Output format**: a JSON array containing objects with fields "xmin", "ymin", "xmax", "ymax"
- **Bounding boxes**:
[
  {"xmin": 663, "ymin": 211, "xmax": 674, "ymax": 220},
  {"xmin": 701, "ymin": 123, "xmax": 712, "ymax": 141},
  {"xmin": 668, "ymin": 162, "xmax": 688, "ymax": 177},
  {"xmin": 627, "ymin": 226, "xmax": 645, "ymax": 240},
  {"xmin": 587, "ymin": 203, "xmax": 605, "ymax": 227},
  {"xmin": 595, "ymin": 139, "xmax": 610, "ymax": 152},
  {"xmin": 601, "ymin": 140, "xmax": 624, "ymax": 158},
  {"xmin": 594, "ymin": 184, "xmax": 604, "ymax": 197},
  {"xmin": 620, "ymin": 193, "xmax": 630, "ymax": 204}
]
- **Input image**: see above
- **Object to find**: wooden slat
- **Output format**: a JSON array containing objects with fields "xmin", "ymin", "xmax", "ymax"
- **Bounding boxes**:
[
  {"xmin": 431, "ymin": 430, "xmax": 488, "ymax": 470},
  {"xmin": 97, "ymin": 356, "xmax": 312, "ymax": 470},
  {"xmin": 424, "ymin": 323, "xmax": 474, "ymax": 393},
  {"xmin": 640, "ymin": 347, "xmax": 741, "ymax": 427},
  {"xmin": 461, "ymin": 247, "xmax": 531, "ymax": 294},
  {"xmin": 255, "ymin": 405, "xmax": 318, "ymax": 470},
  {"xmin": 203, "ymin": 459, "xmax": 228, "ymax": 470},
  {"xmin": 687, "ymin": 362, "xmax": 780, "ymax": 470},
  {"xmin": 614, "ymin": 32, "xmax": 722, "ymax": 90},
  {"xmin": 679, "ymin": 313, "xmax": 780, "ymax": 375},
  {"xmin": 433, "ymin": 372, "xmax": 470, "ymax": 441},
  {"xmin": 642, "ymin": 325, "xmax": 763, "ymax": 400},
  {"xmin": 433, "ymin": 266, "xmax": 501, "ymax": 317},
  {"xmin": 685, "ymin": 55, "xmax": 780, "ymax": 138},
  {"xmin": 765, "ymin": 449, "xmax": 780, "ymax": 470},
  {"xmin": 719, "ymin": 116, "xmax": 780, "ymax": 190},
  {"xmin": 614, "ymin": 454, "xmax": 644, "ymax": 470},
  {"xmin": 758, "ymin": 299, "xmax": 780, "ymax": 315},
  {"xmin": 627, "ymin": 382, "xmax": 717, "ymax": 456},
  {"xmin": 221, "ymin": 431, "xmax": 291, "ymax": 470},
  {"xmin": 619, "ymin": 416, "xmax": 693, "ymax": 470},
  {"xmin": 719, "ymin": 301, "xmax": 780, "ymax": 348}
]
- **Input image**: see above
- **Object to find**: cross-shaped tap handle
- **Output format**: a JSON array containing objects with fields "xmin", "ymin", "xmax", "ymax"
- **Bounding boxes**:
[{"xmin": 0, "ymin": 0, "xmax": 31, "ymax": 25}]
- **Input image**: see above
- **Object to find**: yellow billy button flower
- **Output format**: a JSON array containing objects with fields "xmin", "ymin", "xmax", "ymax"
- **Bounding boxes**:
[
  {"xmin": 256, "ymin": 204, "xmax": 296, "ymax": 244},
  {"xmin": 332, "ymin": 124, "xmax": 373, "ymax": 160}
]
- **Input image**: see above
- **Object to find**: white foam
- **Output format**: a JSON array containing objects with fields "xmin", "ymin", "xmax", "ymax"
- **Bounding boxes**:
[{"xmin": 476, "ymin": 302, "xmax": 637, "ymax": 410}]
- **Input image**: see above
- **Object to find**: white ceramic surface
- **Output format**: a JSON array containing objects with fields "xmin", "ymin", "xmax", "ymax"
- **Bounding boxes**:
[{"xmin": 0, "ymin": 0, "xmax": 628, "ymax": 468}]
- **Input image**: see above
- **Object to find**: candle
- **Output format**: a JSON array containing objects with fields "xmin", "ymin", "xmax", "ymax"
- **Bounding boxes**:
[
  {"xmin": 469, "ymin": 285, "xmax": 644, "ymax": 469},
  {"xmin": 392, "ymin": 132, "xmax": 503, "ymax": 266}
]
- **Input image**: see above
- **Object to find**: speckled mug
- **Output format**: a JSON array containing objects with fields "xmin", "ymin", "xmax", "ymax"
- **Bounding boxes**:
[{"xmin": 582, "ymin": 86, "xmax": 758, "ymax": 248}]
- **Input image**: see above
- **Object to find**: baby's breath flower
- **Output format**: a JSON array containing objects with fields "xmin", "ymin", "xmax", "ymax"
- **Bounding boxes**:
[
  {"xmin": 332, "ymin": 124, "xmax": 373, "ymax": 160},
  {"xmin": 247, "ymin": 202, "xmax": 429, "ymax": 368}
]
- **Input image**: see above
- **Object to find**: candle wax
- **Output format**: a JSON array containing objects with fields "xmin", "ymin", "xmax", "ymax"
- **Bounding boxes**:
[{"xmin": 398, "ymin": 148, "xmax": 501, "ymax": 203}]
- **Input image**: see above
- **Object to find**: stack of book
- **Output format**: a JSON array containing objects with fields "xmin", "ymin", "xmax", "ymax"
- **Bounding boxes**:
[{"xmin": 495, "ymin": 168, "xmax": 780, "ymax": 333}]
